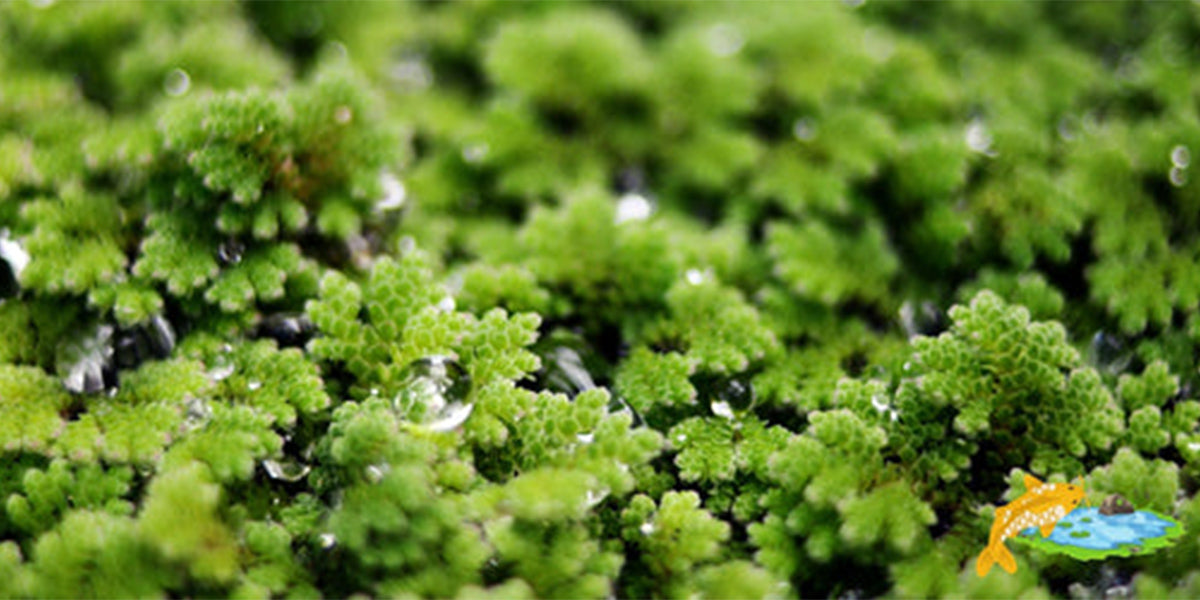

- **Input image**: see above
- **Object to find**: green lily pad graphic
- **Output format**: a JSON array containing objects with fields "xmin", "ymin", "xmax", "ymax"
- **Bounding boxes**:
[{"xmin": 1011, "ymin": 507, "xmax": 1184, "ymax": 560}]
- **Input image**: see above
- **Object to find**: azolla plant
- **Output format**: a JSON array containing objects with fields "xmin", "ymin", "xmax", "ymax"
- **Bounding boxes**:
[{"xmin": 3, "ymin": 1, "xmax": 1200, "ymax": 598}]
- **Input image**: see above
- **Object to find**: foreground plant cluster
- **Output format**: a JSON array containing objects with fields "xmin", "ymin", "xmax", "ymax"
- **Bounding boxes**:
[{"xmin": 2, "ymin": 1, "xmax": 1200, "ymax": 598}]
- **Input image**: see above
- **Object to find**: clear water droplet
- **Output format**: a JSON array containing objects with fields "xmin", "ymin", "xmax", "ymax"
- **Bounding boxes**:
[
  {"xmin": 899, "ymin": 300, "xmax": 946, "ymax": 339},
  {"xmin": 615, "ymin": 193, "xmax": 653, "ymax": 224},
  {"xmin": 545, "ymin": 346, "xmax": 596, "ymax": 395},
  {"xmin": 208, "ymin": 358, "xmax": 235, "ymax": 382},
  {"xmin": 395, "ymin": 356, "xmax": 474, "ymax": 431},
  {"xmin": 365, "ymin": 463, "xmax": 389, "ymax": 483},
  {"xmin": 1057, "ymin": 116, "xmax": 1078, "ymax": 141},
  {"xmin": 640, "ymin": 521, "xmax": 656, "ymax": 536},
  {"xmin": 437, "ymin": 296, "xmax": 456, "ymax": 313},
  {"xmin": 163, "ymin": 68, "xmax": 190, "ymax": 97},
  {"xmin": 0, "ymin": 229, "xmax": 30, "ymax": 278},
  {"xmin": 675, "ymin": 433, "xmax": 688, "ymax": 444},
  {"xmin": 462, "ymin": 143, "xmax": 489, "ymax": 164},
  {"xmin": 585, "ymin": 488, "xmax": 609, "ymax": 508},
  {"xmin": 59, "ymin": 324, "xmax": 114, "ymax": 394},
  {"xmin": 217, "ymin": 238, "xmax": 244, "ymax": 265},
  {"xmin": 319, "ymin": 533, "xmax": 337, "ymax": 549},
  {"xmin": 711, "ymin": 400, "xmax": 735, "ymax": 420},
  {"xmin": 576, "ymin": 432, "xmax": 595, "ymax": 444},
  {"xmin": 256, "ymin": 313, "xmax": 314, "ymax": 348},
  {"xmin": 376, "ymin": 172, "xmax": 406, "ymax": 212},
  {"xmin": 1169, "ymin": 166, "xmax": 1188, "ymax": 187},
  {"xmin": 706, "ymin": 23, "xmax": 744, "ymax": 57},
  {"xmin": 1171, "ymin": 145, "xmax": 1191, "ymax": 169},
  {"xmin": 718, "ymin": 379, "xmax": 755, "ymax": 412},
  {"xmin": 685, "ymin": 268, "xmax": 710, "ymax": 285},
  {"xmin": 390, "ymin": 55, "xmax": 433, "ymax": 90},
  {"xmin": 1089, "ymin": 331, "xmax": 1131, "ymax": 375},
  {"xmin": 334, "ymin": 106, "xmax": 353, "ymax": 124},
  {"xmin": 182, "ymin": 396, "xmax": 212, "ymax": 431},
  {"xmin": 262, "ymin": 458, "xmax": 311, "ymax": 482},
  {"xmin": 792, "ymin": 118, "xmax": 816, "ymax": 141},
  {"xmin": 247, "ymin": 380, "xmax": 262, "ymax": 391},
  {"xmin": 965, "ymin": 119, "xmax": 997, "ymax": 156}
]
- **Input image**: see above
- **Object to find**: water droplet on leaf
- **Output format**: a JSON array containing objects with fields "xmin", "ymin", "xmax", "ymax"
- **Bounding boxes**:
[
  {"xmin": 376, "ymin": 172, "xmax": 406, "ymax": 212},
  {"xmin": 1169, "ymin": 166, "xmax": 1188, "ymax": 187},
  {"xmin": 396, "ymin": 356, "xmax": 474, "ymax": 431},
  {"xmin": 319, "ymin": 533, "xmax": 337, "ymax": 549},
  {"xmin": 182, "ymin": 397, "xmax": 212, "ymax": 431},
  {"xmin": 163, "ymin": 68, "xmax": 190, "ymax": 97},
  {"xmin": 711, "ymin": 400, "xmax": 736, "ymax": 420},
  {"xmin": 965, "ymin": 118, "xmax": 997, "ymax": 156},
  {"xmin": 707, "ymin": 23, "xmax": 744, "ymax": 57},
  {"xmin": 217, "ymin": 238, "xmax": 244, "ymax": 265},
  {"xmin": 334, "ymin": 106, "xmax": 353, "ymax": 124},
  {"xmin": 256, "ymin": 313, "xmax": 314, "ymax": 348},
  {"xmin": 615, "ymin": 193, "xmax": 653, "ymax": 224},
  {"xmin": 576, "ymin": 432, "xmax": 595, "ymax": 444},
  {"xmin": 59, "ymin": 325, "xmax": 115, "ymax": 394},
  {"xmin": 640, "ymin": 521, "xmax": 656, "ymax": 536},
  {"xmin": 1171, "ymin": 145, "xmax": 1190, "ymax": 169},
  {"xmin": 247, "ymin": 380, "xmax": 262, "ymax": 391},
  {"xmin": 262, "ymin": 458, "xmax": 311, "ymax": 482},
  {"xmin": 792, "ymin": 118, "xmax": 816, "ymax": 141},
  {"xmin": 1089, "ymin": 331, "xmax": 1131, "ymax": 375},
  {"xmin": 462, "ymin": 143, "xmax": 489, "ymax": 164}
]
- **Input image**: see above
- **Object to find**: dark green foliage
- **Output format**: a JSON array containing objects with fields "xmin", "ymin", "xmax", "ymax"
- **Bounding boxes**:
[{"xmin": 3, "ymin": 1, "xmax": 1200, "ymax": 597}]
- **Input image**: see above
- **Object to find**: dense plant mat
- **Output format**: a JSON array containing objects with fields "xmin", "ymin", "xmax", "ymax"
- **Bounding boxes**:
[{"xmin": 2, "ymin": 1, "xmax": 1200, "ymax": 597}]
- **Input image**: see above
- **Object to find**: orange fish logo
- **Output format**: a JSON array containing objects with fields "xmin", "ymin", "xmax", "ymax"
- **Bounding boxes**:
[{"xmin": 976, "ymin": 474, "xmax": 1086, "ymax": 576}]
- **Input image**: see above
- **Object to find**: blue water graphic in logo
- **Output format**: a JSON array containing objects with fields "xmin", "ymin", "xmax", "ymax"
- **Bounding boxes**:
[{"xmin": 1016, "ymin": 506, "xmax": 1182, "ymax": 558}]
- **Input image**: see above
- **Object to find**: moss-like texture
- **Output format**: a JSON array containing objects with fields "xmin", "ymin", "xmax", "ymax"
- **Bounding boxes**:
[{"xmin": 2, "ymin": 1, "xmax": 1200, "ymax": 597}]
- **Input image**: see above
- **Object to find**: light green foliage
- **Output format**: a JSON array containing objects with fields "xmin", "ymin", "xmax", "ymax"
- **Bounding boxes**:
[
  {"xmin": 0, "ymin": 365, "xmax": 70, "ymax": 452},
  {"xmin": 767, "ymin": 219, "xmax": 899, "ymax": 306},
  {"xmin": 652, "ymin": 278, "xmax": 778, "ymax": 374},
  {"xmin": 620, "ymin": 492, "xmax": 730, "ymax": 598},
  {"xmin": 894, "ymin": 291, "xmax": 1123, "ymax": 483},
  {"xmin": 19, "ymin": 185, "xmax": 126, "ymax": 294},
  {"xmin": 5, "ymin": 460, "xmax": 133, "ymax": 537},
  {"xmin": 614, "ymin": 347, "xmax": 696, "ymax": 415},
  {"xmin": 1088, "ymin": 447, "xmax": 1179, "ymax": 514},
  {"xmin": 138, "ymin": 462, "xmax": 239, "ymax": 582},
  {"xmin": 669, "ymin": 416, "xmax": 789, "ymax": 483},
  {"xmin": 5, "ymin": 1, "xmax": 1200, "ymax": 597}
]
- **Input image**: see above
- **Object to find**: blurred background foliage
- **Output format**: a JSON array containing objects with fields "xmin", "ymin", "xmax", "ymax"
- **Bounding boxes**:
[{"xmin": 2, "ymin": 0, "xmax": 1200, "ymax": 597}]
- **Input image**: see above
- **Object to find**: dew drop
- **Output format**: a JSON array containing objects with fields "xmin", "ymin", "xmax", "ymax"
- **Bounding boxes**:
[
  {"xmin": 544, "ymin": 346, "xmax": 596, "ymax": 395},
  {"xmin": 163, "ymin": 68, "xmax": 191, "ymax": 97},
  {"xmin": 376, "ymin": 172, "xmax": 406, "ymax": 212},
  {"xmin": 390, "ymin": 55, "xmax": 433, "ymax": 90},
  {"xmin": 685, "ymin": 268, "xmax": 710, "ymax": 285},
  {"xmin": 576, "ymin": 432, "xmax": 595, "ymax": 444},
  {"xmin": 792, "ymin": 118, "xmax": 816, "ymax": 142},
  {"xmin": 899, "ymin": 300, "xmax": 946, "ymax": 338},
  {"xmin": 182, "ymin": 396, "xmax": 213, "ymax": 431},
  {"xmin": 319, "ymin": 533, "xmax": 337, "ymax": 549},
  {"xmin": 334, "ymin": 106, "xmax": 353, "ymax": 124},
  {"xmin": 396, "ymin": 356, "xmax": 474, "ymax": 431},
  {"xmin": 207, "ymin": 357, "xmax": 235, "ymax": 382},
  {"xmin": 965, "ymin": 119, "xmax": 996, "ymax": 156},
  {"xmin": 675, "ymin": 434, "xmax": 688, "ymax": 444},
  {"xmin": 1089, "ymin": 331, "xmax": 1131, "ymax": 375},
  {"xmin": 437, "ymin": 296, "xmax": 456, "ymax": 313},
  {"xmin": 706, "ymin": 23, "xmax": 744, "ymax": 57},
  {"xmin": 247, "ymin": 380, "xmax": 262, "ymax": 391},
  {"xmin": 217, "ymin": 238, "xmax": 244, "ymax": 265},
  {"xmin": 585, "ymin": 488, "xmax": 610, "ymax": 508},
  {"xmin": 717, "ymin": 379, "xmax": 755, "ymax": 412},
  {"xmin": 256, "ymin": 313, "xmax": 314, "ymax": 348},
  {"xmin": 640, "ymin": 521, "xmax": 656, "ymax": 536},
  {"xmin": 365, "ymin": 463, "xmax": 389, "ymax": 483},
  {"xmin": 1169, "ymin": 166, "xmax": 1188, "ymax": 187},
  {"xmin": 262, "ymin": 458, "xmax": 311, "ymax": 482},
  {"xmin": 59, "ymin": 324, "xmax": 115, "ymax": 395},
  {"xmin": 615, "ymin": 193, "xmax": 653, "ymax": 224},
  {"xmin": 711, "ymin": 400, "xmax": 736, "ymax": 420},
  {"xmin": 0, "ymin": 229, "xmax": 30, "ymax": 279},
  {"xmin": 462, "ymin": 142, "xmax": 489, "ymax": 164},
  {"xmin": 1171, "ymin": 145, "xmax": 1190, "ymax": 169}
]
